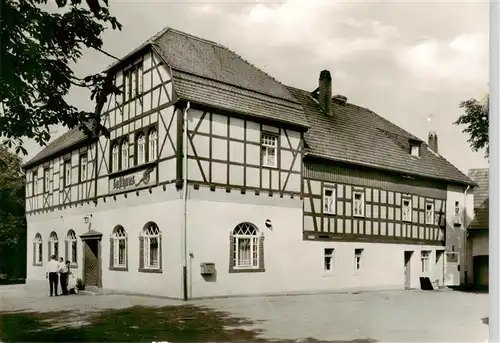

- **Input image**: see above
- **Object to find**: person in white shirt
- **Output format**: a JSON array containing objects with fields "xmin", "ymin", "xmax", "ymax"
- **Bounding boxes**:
[
  {"xmin": 46, "ymin": 255, "xmax": 60, "ymax": 296},
  {"xmin": 59, "ymin": 260, "xmax": 70, "ymax": 295}
]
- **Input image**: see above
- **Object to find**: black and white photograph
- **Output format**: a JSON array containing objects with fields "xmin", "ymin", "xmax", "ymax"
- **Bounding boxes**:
[{"xmin": 0, "ymin": 0, "xmax": 494, "ymax": 342}]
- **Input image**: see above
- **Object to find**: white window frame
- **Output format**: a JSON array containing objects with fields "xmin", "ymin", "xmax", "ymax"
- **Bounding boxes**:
[
  {"xmin": 33, "ymin": 171, "xmax": 38, "ymax": 195},
  {"xmin": 353, "ymin": 191, "xmax": 365, "ymax": 217},
  {"xmin": 421, "ymin": 250, "xmax": 431, "ymax": 273},
  {"xmin": 131, "ymin": 68, "xmax": 137, "ymax": 98},
  {"xmin": 402, "ymin": 198, "xmax": 412, "ymax": 222},
  {"xmin": 80, "ymin": 154, "xmax": 88, "ymax": 182},
  {"xmin": 143, "ymin": 223, "xmax": 160, "ymax": 269},
  {"xmin": 112, "ymin": 144, "xmax": 119, "ymax": 172},
  {"xmin": 354, "ymin": 248, "xmax": 363, "ymax": 271},
  {"xmin": 121, "ymin": 141, "xmax": 129, "ymax": 170},
  {"xmin": 323, "ymin": 187, "xmax": 336, "ymax": 215},
  {"xmin": 137, "ymin": 134, "xmax": 146, "ymax": 165},
  {"xmin": 324, "ymin": 248, "xmax": 335, "ymax": 272},
  {"xmin": 454, "ymin": 201, "xmax": 461, "ymax": 225},
  {"xmin": 261, "ymin": 133, "xmax": 278, "ymax": 168},
  {"xmin": 148, "ymin": 129, "xmax": 158, "ymax": 162},
  {"xmin": 113, "ymin": 226, "xmax": 127, "ymax": 268},
  {"xmin": 64, "ymin": 161, "xmax": 71, "ymax": 187},
  {"xmin": 425, "ymin": 203, "xmax": 435, "ymax": 225},
  {"xmin": 43, "ymin": 168, "xmax": 50, "ymax": 193},
  {"xmin": 410, "ymin": 144, "xmax": 419, "ymax": 156},
  {"xmin": 49, "ymin": 231, "xmax": 59, "ymax": 260},
  {"xmin": 124, "ymin": 71, "xmax": 130, "ymax": 101},
  {"xmin": 232, "ymin": 223, "xmax": 260, "ymax": 269},
  {"xmin": 34, "ymin": 233, "xmax": 43, "ymax": 265},
  {"xmin": 137, "ymin": 66, "xmax": 143, "ymax": 96},
  {"xmin": 66, "ymin": 230, "xmax": 77, "ymax": 265}
]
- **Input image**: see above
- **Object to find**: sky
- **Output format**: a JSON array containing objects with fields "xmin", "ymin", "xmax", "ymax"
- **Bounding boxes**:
[{"xmin": 24, "ymin": 0, "xmax": 489, "ymax": 174}]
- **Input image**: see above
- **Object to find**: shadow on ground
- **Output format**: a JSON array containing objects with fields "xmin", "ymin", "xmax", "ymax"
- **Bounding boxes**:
[
  {"xmin": 0, "ymin": 305, "xmax": 377, "ymax": 343},
  {"xmin": 448, "ymin": 285, "xmax": 489, "ymax": 295}
]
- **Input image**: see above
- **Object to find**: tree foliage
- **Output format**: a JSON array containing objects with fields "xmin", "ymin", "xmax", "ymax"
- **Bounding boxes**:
[
  {"xmin": 0, "ymin": 0, "xmax": 122, "ymax": 155},
  {"xmin": 454, "ymin": 95, "xmax": 489, "ymax": 158},
  {"xmin": 0, "ymin": 147, "xmax": 25, "ymax": 248}
]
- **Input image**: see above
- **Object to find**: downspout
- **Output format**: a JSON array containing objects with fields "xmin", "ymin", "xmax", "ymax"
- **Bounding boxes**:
[
  {"xmin": 182, "ymin": 101, "xmax": 190, "ymax": 301},
  {"xmin": 463, "ymin": 185, "xmax": 471, "ymax": 285}
]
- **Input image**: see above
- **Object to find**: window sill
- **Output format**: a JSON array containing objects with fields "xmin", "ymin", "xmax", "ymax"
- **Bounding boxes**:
[
  {"xmin": 323, "ymin": 212, "xmax": 336, "ymax": 216},
  {"xmin": 33, "ymin": 263, "xmax": 43, "ymax": 267},
  {"xmin": 70, "ymin": 263, "xmax": 78, "ymax": 269},
  {"xmin": 110, "ymin": 266, "xmax": 128, "ymax": 272},
  {"xmin": 353, "ymin": 214, "xmax": 365, "ymax": 218},
  {"xmin": 138, "ymin": 268, "xmax": 162, "ymax": 274},
  {"xmin": 229, "ymin": 268, "xmax": 265, "ymax": 273},
  {"xmin": 322, "ymin": 272, "xmax": 336, "ymax": 277},
  {"xmin": 262, "ymin": 165, "xmax": 278, "ymax": 170},
  {"xmin": 109, "ymin": 161, "xmax": 157, "ymax": 178}
]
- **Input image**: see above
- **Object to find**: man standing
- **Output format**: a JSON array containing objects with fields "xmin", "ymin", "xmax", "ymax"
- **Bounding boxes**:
[
  {"xmin": 59, "ymin": 259, "xmax": 70, "ymax": 295},
  {"xmin": 46, "ymin": 255, "xmax": 59, "ymax": 296}
]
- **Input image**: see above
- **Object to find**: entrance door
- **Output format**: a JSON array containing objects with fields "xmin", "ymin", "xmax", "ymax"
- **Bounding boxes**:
[
  {"xmin": 445, "ymin": 252, "xmax": 460, "ymax": 286},
  {"xmin": 83, "ymin": 239, "xmax": 101, "ymax": 287},
  {"xmin": 404, "ymin": 251, "xmax": 413, "ymax": 289}
]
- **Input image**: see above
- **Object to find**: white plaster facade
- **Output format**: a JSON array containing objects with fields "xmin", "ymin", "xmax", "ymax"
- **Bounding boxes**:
[
  {"xmin": 445, "ymin": 185, "xmax": 474, "ymax": 284},
  {"xmin": 27, "ymin": 184, "xmax": 185, "ymax": 298}
]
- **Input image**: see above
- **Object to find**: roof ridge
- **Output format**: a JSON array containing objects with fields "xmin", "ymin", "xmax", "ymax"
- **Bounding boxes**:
[
  {"xmin": 167, "ymin": 27, "xmax": 225, "ymax": 48},
  {"xmin": 172, "ymin": 68, "xmax": 301, "ymax": 106}
]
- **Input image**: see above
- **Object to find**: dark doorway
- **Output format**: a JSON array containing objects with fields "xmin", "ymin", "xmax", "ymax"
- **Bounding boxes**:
[
  {"xmin": 473, "ymin": 255, "xmax": 489, "ymax": 289},
  {"xmin": 80, "ymin": 230, "xmax": 103, "ymax": 288},
  {"xmin": 84, "ymin": 240, "xmax": 100, "ymax": 287}
]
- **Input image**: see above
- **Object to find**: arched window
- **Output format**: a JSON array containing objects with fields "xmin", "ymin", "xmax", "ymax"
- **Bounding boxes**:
[
  {"xmin": 112, "ymin": 144, "xmax": 119, "ymax": 172},
  {"xmin": 48, "ymin": 231, "xmax": 59, "ymax": 260},
  {"xmin": 140, "ymin": 222, "xmax": 161, "ymax": 271},
  {"xmin": 110, "ymin": 225, "xmax": 128, "ymax": 270},
  {"xmin": 65, "ymin": 230, "xmax": 77, "ymax": 266},
  {"xmin": 33, "ymin": 233, "xmax": 43, "ymax": 266},
  {"xmin": 148, "ymin": 129, "xmax": 157, "ymax": 162},
  {"xmin": 137, "ymin": 134, "xmax": 146, "ymax": 165},
  {"xmin": 121, "ymin": 140, "xmax": 129, "ymax": 169},
  {"xmin": 229, "ymin": 223, "xmax": 265, "ymax": 272}
]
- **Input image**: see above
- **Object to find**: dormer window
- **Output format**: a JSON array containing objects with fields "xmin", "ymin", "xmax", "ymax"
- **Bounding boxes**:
[{"xmin": 410, "ymin": 144, "xmax": 420, "ymax": 156}]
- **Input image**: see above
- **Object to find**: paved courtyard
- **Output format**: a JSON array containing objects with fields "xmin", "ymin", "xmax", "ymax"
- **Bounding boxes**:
[{"xmin": 0, "ymin": 284, "xmax": 489, "ymax": 342}]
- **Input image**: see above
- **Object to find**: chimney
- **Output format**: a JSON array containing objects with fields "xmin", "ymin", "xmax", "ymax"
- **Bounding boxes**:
[
  {"xmin": 318, "ymin": 70, "xmax": 332, "ymax": 116},
  {"xmin": 428, "ymin": 131, "xmax": 438, "ymax": 152}
]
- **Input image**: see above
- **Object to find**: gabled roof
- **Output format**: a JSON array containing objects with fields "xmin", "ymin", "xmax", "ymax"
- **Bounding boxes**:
[
  {"xmin": 112, "ymin": 26, "xmax": 308, "ymax": 129},
  {"xmin": 468, "ymin": 168, "xmax": 489, "ymax": 230},
  {"xmin": 287, "ymin": 86, "xmax": 474, "ymax": 186},
  {"xmin": 24, "ymin": 128, "xmax": 88, "ymax": 168}
]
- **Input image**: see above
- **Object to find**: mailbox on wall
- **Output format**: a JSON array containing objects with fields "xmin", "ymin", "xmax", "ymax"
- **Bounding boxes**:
[{"xmin": 200, "ymin": 262, "xmax": 215, "ymax": 275}]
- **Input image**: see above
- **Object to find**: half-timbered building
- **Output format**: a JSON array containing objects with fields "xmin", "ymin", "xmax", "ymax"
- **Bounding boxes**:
[{"xmin": 23, "ymin": 27, "xmax": 475, "ymax": 299}]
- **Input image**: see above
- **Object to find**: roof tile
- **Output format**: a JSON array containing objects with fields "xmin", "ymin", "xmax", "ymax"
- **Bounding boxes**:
[{"xmin": 287, "ymin": 86, "xmax": 474, "ymax": 185}]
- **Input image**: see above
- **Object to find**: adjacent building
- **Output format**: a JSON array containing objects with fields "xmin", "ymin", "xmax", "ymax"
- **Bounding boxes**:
[
  {"xmin": 466, "ymin": 168, "xmax": 489, "ymax": 289},
  {"xmin": 23, "ymin": 27, "xmax": 475, "ymax": 299}
]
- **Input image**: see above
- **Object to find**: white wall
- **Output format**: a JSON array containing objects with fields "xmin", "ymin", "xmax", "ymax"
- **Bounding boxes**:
[
  {"xmin": 26, "ymin": 184, "xmax": 184, "ymax": 298},
  {"xmin": 186, "ymin": 186, "xmax": 445, "ymax": 299},
  {"xmin": 446, "ymin": 184, "xmax": 474, "ymax": 284}
]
